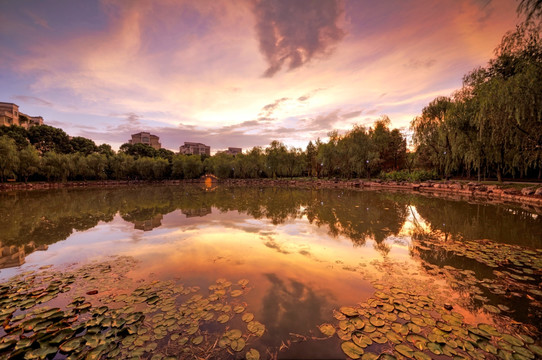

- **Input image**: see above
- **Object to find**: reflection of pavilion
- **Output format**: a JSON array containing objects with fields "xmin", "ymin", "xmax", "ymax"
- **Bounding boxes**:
[
  {"xmin": 133, "ymin": 214, "xmax": 163, "ymax": 231},
  {"xmin": 0, "ymin": 242, "xmax": 48, "ymax": 269},
  {"xmin": 181, "ymin": 207, "xmax": 212, "ymax": 218}
]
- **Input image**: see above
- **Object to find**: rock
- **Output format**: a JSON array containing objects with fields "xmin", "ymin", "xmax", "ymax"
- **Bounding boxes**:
[
  {"xmin": 535, "ymin": 187, "xmax": 542, "ymax": 196},
  {"xmin": 504, "ymin": 188, "xmax": 521, "ymax": 195},
  {"xmin": 521, "ymin": 187, "xmax": 536, "ymax": 196},
  {"xmin": 444, "ymin": 304, "xmax": 453, "ymax": 311}
]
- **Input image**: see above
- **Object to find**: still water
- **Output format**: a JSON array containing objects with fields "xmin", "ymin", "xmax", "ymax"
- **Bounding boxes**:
[{"xmin": 0, "ymin": 185, "xmax": 541, "ymax": 359}]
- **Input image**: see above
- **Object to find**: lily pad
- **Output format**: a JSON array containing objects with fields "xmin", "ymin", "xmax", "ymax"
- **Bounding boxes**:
[
  {"xmin": 318, "ymin": 323, "xmax": 336, "ymax": 337},
  {"xmin": 395, "ymin": 344, "xmax": 414, "ymax": 357},
  {"xmin": 246, "ymin": 348, "xmax": 260, "ymax": 360},
  {"xmin": 340, "ymin": 306, "xmax": 359, "ymax": 317},
  {"xmin": 341, "ymin": 341, "xmax": 364, "ymax": 359},
  {"xmin": 231, "ymin": 338, "xmax": 246, "ymax": 352}
]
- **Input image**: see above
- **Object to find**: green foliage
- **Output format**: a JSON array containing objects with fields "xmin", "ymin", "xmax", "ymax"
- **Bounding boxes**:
[
  {"xmin": 183, "ymin": 155, "xmax": 203, "ymax": 179},
  {"xmin": 40, "ymin": 152, "xmax": 69, "ymax": 182},
  {"xmin": 70, "ymin": 136, "xmax": 98, "ymax": 155},
  {"xmin": 0, "ymin": 125, "xmax": 29, "ymax": 150},
  {"xmin": 17, "ymin": 145, "xmax": 40, "ymax": 182},
  {"xmin": 380, "ymin": 170, "xmax": 439, "ymax": 182},
  {"xmin": 119, "ymin": 143, "xmax": 157, "ymax": 158},
  {"xmin": 109, "ymin": 153, "xmax": 135, "ymax": 180},
  {"xmin": 97, "ymin": 143, "xmax": 115, "ymax": 157},
  {"xmin": 412, "ymin": 23, "xmax": 542, "ymax": 181},
  {"xmin": 28, "ymin": 125, "xmax": 72, "ymax": 154},
  {"xmin": 0, "ymin": 135, "xmax": 19, "ymax": 181}
]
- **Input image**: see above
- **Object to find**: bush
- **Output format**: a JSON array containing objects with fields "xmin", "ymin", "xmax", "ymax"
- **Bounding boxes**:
[{"xmin": 379, "ymin": 169, "xmax": 439, "ymax": 182}]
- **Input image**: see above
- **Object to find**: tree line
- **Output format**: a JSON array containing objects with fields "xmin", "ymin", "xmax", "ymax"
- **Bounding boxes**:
[{"xmin": 0, "ymin": 118, "xmax": 410, "ymax": 182}]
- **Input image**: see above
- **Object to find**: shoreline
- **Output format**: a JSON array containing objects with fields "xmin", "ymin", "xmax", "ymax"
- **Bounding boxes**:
[{"xmin": 1, "ymin": 178, "xmax": 541, "ymax": 207}]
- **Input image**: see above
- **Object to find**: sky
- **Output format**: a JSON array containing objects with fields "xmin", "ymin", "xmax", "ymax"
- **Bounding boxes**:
[{"xmin": 0, "ymin": 0, "xmax": 523, "ymax": 152}]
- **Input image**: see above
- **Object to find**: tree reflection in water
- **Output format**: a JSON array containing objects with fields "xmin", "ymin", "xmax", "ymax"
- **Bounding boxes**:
[{"xmin": 0, "ymin": 185, "xmax": 540, "ymax": 267}]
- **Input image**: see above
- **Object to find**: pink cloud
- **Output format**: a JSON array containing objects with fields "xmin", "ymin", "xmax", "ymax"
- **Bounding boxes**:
[{"xmin": 2, "ymin": 0, "xmax": 521, "ymax": 150}]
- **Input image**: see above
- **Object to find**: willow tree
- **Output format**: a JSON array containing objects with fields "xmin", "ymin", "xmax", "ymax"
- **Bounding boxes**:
[
  {"xmin": 411, "ymin": 96, "xmax": 454, "ymax": 178},
  {"xmin": 468, "ymin": 23, "xmax": 542, "ymax": 180},
  {"xmin": 0, "ymin": 136, "xmax": 19, "ymax": 181}
]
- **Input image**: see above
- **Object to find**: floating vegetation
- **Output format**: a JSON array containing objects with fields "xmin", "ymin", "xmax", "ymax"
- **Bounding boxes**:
[
  {"xmin": 0, "ymin": 257, "xmax": 266, "ymax": 359},
  {"xmin": 1, "ymin": 224, "xmax": 541, "ymax": 360},
  {"xmin": 320, "ymin": 259, "xmax": 541, "ymax": 360},
  {"xmin": 411, "ymin": 234, "xmax": 542, "ymax": 328}
]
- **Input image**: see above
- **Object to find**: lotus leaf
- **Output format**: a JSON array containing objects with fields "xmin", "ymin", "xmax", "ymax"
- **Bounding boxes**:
[
  {"xmin": 512, "ymin": 345, "xmax": 535, "ymax": 359},
  {"xmin": 217, "ymin": 314, "xmax": 230, "ymax": 323},
  {"xmin": 395, "ymin": 344, "xmax": 414, "ymax": 357},
  {"xmin": 352, "ymin": 333, "xmax": 372, "ymax": 348},
  {"xmin": 369, "ymin": 316, "xmax": 385, "ymax": 327},
  {"xmin": 247, "ymin": 321, "xmax": 265, "ymax": 337},
  {"xmin": 502, "ymin": 334, "xmax": 524, "ymax": 347},
  {"xmin": 341, "ymin": 306, "xmax": 359, "ymax": 317},
  {"xmin": 318, "ymin": 323, "xmax": 336, "ymax": 337},
  {"xmin": 341, "ymin": 341, "xmax": 364, "ymax": 359},
  {"xmin": 246, "ymin": 348, "xmax": 260, "ymax": 360},
  {"xmin": 242, "ymin": 313, "xmax": 254, "ymax": 323},
  {"xmin": 412, "ymin": 350, "xmax": 431, "ymax": 360},
  {"xmin": 231, "ymin": 338, "xmax": 246, "ymax": 352}
]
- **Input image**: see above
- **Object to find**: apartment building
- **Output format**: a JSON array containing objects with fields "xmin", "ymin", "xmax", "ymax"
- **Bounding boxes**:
[
  {"xmin": 0, "ymin": 102, "xmax": 44, "ymax": 129},
  {"xmin": 179, "ymin": 142, "xmax": 211, "ymax": 156},
  {"xmin": 128, "ymin": 132, "xmax": 161, "ymax": 150}
]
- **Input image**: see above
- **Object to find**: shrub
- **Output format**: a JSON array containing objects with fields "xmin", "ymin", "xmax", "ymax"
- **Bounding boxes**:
[{"xmin": 379, "ymin": 169, "xmax": 439, "ymax": 182}]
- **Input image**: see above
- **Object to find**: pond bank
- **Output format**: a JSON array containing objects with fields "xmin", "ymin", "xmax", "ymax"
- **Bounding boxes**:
[{"xmin": 1, "ymin": 178, "xmax": 542, "ymax": 206}]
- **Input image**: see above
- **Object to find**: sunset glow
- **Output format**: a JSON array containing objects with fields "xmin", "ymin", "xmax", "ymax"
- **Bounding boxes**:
[{"xmin": 0, "ymin": 0, "xmax": 521, "ymax": 151}]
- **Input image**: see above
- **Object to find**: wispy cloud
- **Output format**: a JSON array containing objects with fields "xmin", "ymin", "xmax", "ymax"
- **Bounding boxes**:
[{"xmin": 13, "ymin": 95, "xmax": 53, "ymax": 107}]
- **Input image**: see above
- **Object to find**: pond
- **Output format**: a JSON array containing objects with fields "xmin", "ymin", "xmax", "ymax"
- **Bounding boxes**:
[{"xmin": 0, "ymin": 185, "xmax": 541, "ymax": 360}]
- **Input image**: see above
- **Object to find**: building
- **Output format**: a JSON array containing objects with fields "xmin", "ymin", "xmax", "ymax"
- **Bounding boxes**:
[
  {"xmin": 0, "ymin": 102, "xmax": 44, "ymax": 129},
  {"xmin": 179, "ymin": 142, "xmax": 210, "ymax": 156},
  {"xmin": 128, "ymin": 132, "xmax": 161, "ymax": 150},
  {"xmin": 181, "ymin": 207, "xmax": 212, "ymax": 218},
  {"xmin": 225, "ymin": 147, "xmax": 242, "ymax": 156},
  {"xmin": 133, "ymin": 214, "xmax": 163, "ymax": 231}
]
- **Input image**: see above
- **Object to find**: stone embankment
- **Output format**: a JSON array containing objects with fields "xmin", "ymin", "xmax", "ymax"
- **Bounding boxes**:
[
  {"xmin": 220, "ymin": 179, "xmax": 542, "ymax": 206},
  {"xmin": 1, "ymin": 178, "xmax": 541, "ymax": 206}
]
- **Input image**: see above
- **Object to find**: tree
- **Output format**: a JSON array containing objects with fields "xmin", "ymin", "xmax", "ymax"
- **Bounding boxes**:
[
  {"xmin": 134, "ymin": 157, "xmax": 155, "ymax": 180},
  {"xmin": 70, "ymin": 136, "xmax": 98, "ymax": 155},
  {"xmin": 0, "ymin": 136, "xmax": 19, "ymax": 181},
  {"xmin": 171, "ymin": 155, "xmax": 186, "ymax": 179},
  {"xmin": 17, "ymin": 145, "xmax": 40, "ymax": 182},
  {"xmin": 305, "ymin": 141, "xmax": 317, "ymax": 177},
  {"xmin": 411, "ymin": 97, "xmax": 454, "ymax": 178},
  {"xmin": 86, "ymin": 153, "xmax": 108, "ymax": 179},
  {"xmin": 243, "ymin": 147, "xmax": 266, "ymax": 178},
  {"xmin": 152, "ymin": 158, "xmax": 170, "ymax": 179},
  {"xmin": 518, "ymin": 0, "xmax": 542, "ymax": 22},
  {"xmin": 109, "ymin": 153, "xmax": 135, "ymax": 180},
  {"xmin": 97, "ymin": 144, "xmax": 115, "ymax": 157},
  {"xmin": 28, "ymin": 125, "xmax": 72, "ymax": 154},
  {"xmin": 40, "ymin": 152, "xmax": 69, "ymax": 181},
  {"xmin": 183, "ymin": 155, "xmax": 203, "ymax": 179},
  {"xmin": 157, "ymin": 148, "xmax": 175, "ymax": 162},
  {"xmin": 119, "ymin": 143, "xmax": 157, "ymax": 158},
  {"xmin": 265, "ymin": 141, "xmax": 287, "ymax": 178},
  {"xmin": 0, "ymin": 125, "xmax": 29, "ymax": 150}
]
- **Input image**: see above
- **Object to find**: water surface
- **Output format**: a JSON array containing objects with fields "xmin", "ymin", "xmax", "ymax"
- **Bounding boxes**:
[{"xmin": 0, "ymin": 185, "xmax": 540, "ymax": 359}]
